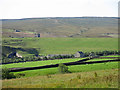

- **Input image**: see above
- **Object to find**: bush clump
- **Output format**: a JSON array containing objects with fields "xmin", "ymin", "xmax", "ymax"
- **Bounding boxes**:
[
  {"xmin": 2, "ymin": 67, "xmax": 16, "ymax": 79},
  {"xmin": 15, "ymin": 73, "xmax": 25, "ymax": 78},
  {"xmin": 58, "ymin": 63, "xmax": 71, "ymax": 74}
]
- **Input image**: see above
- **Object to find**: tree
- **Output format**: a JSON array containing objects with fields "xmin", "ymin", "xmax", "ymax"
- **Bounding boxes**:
[
  {"xmin": 58, "ymin": 63, "xmax": 70, "ymax": 74},
  {"xmin": 2, "ymin": 67, "xmax": 16, "ymax": 79}
]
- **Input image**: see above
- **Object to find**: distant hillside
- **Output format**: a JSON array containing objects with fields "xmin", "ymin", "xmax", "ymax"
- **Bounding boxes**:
[{"xmin": 2, "ymin": 17, "xmax": 118, "ymax": 38}]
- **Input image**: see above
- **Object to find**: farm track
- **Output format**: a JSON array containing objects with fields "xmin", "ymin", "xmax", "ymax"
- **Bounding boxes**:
[{"xmin": 10, "ymin": 57, "xmax": 120, "ymax": 72}]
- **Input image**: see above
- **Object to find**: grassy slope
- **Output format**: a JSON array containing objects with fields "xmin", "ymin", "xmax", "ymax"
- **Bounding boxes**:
[
  {"xmin": 2, "ymin": 17, "xmax": 118, "ymax": 37},
  {"xmin": 2, "ymin": 69, "xmax": 118, "ymax": 88},
  {"xmin": 2, "ymin": 38, "xmax": 118, "ymax": 55}
]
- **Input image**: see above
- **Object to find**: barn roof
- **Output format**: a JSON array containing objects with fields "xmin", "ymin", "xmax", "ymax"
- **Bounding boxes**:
[{"xmin": 77, "ymin": 51, "xmax": 83, "ymax": 54}]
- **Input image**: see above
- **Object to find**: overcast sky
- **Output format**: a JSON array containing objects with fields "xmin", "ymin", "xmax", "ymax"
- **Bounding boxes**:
[{"xmin": 0, "ymin": 0, "xmax": 119, "ymax": 19}]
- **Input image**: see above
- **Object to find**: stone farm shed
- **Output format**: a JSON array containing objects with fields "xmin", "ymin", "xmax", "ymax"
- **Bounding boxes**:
[
  {"xmin": 74, "ymin": 51, "xmax": 85, "ymax": 58},
  {"xmin": 8, "ymin": 52, "xmax": 22, "ymax": 58},
  {"xmin": 47, "ymin": 54, "xmax": 71, "ymax": 58}
]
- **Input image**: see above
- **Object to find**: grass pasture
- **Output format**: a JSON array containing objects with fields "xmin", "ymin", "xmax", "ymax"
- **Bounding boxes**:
[
  {"xmin": 86, "ymin": 58, "xmax": 117, "ymax": 62},
  {"xmin": 2, "ymin": 37, "xmax": 118, "ymax": 56},
  {"xmin": 101, "ymin": 55, "xmax": 120, "ymax": 57},
  {"xmin": 2, "ymin": 58, "xmax": 85, "ymax": 68}
]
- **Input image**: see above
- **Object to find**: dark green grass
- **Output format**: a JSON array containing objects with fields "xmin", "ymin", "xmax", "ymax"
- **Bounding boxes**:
[{"xmin": 2, "ymin": 37, "xmax": 118, "ymax": 55}]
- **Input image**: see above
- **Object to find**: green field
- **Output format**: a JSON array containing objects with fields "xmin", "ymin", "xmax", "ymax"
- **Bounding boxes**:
[
  {"xmin": 86, "ymin": 58, "xmax": 115, "ymax": 62},
  {"xmin": 2, "ymin": 58, "xmax": 85, "ymax": 68},
  {"xmin": 2, "ymin": 37, "xmax": 118, "ymax": 56},
  {"xmin": 101, "ymin": 55, "xmax": 120, "ymax": 57},
  {"xmin": 11, "ymin": 61, "xmax": 118, "ymax": 77},
  {"xmin": 86, "ymin": 55, "xmax": 120, "ymax": 62}
]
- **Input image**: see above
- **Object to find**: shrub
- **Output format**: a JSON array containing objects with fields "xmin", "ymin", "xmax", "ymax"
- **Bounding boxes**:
[
  {"xmin": 94, "ymin": 72, "xmax": 98, "ymax": 77},
  {"xmin": 58, "ymin": 63, "xmax": 70, "ymax": 74},
  {"xmin": 46, "ymin": 74, "xmax": 51, "ymax": 78},
  {"xmin": 2, "ymin": 67, "xmax": 16, "ymax": 79},
  {"xmin": 43, "ymin": 56, "xmax": 48, "ymax": 60},
  {"xmin": 15, "ymin": 73, "xmax": 25, "ymax": 78},
  {"xmin": 77, "ymin": 74, "xmax": 81, "ymax": 79}
]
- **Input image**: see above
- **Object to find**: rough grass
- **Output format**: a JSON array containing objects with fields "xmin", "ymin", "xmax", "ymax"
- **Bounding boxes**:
[
  {"xmin": 2, "ymin": 69, "xmax": 118, "ymax": 88},
  {"xmin": 2, "ymin": 17, "xmax": 117, "ymax": 38}
]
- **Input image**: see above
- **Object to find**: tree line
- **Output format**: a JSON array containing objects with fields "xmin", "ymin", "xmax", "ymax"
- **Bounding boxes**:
[{"xmin": 2, "ymin": 50, "xmax": 120, "ymax": 64}]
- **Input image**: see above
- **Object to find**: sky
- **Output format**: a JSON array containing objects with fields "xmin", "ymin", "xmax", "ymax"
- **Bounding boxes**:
[{"xmin": 0, "ymin": 0, "xmax": 119, "ymax": 19}]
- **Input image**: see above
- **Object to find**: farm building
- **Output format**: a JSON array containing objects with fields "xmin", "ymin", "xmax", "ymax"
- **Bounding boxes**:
[
  {"xmin": 74, "ymin": 51, "xmax": 85, "ymax": 58},
  {"xmin": 47, "ymin": 54, "xmax": 72, "ymax": 58},
  {"xmin": 89, "ymin": 52, "xmax": 96, "ymax": 58},
  {"xmin": 34, "ymin": 33, "xmax": 40, "ymax": 37},
  {"xmin": 15, "ymin": 30, "xmax": 21, "ymax": 32},
  {"xmin": 16, "ymin": 53, "xmax": 22, "ymax": 58},
  {"xmin": 8, "ymin": 52, "xmax": 22, "ymax": 58}
]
